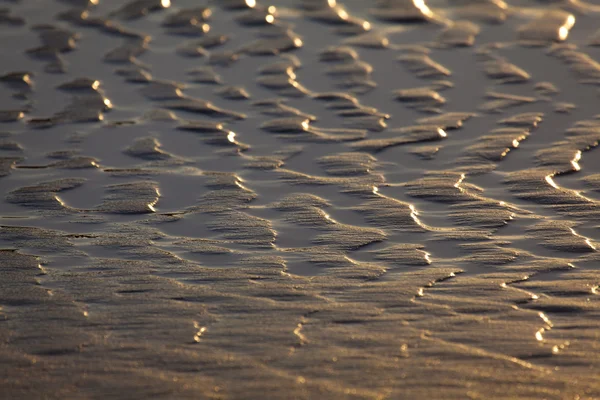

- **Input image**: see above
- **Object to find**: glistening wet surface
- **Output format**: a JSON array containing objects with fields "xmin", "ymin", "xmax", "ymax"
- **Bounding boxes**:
[{"xmin": 1, "ymin": 0, "xmax": 600, "ymax": 399}]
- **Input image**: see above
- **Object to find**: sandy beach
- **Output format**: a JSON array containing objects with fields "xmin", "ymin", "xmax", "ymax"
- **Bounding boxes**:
[{"xmin": 1, "ymin": 0, "xmax": 600, "ymax": 398}]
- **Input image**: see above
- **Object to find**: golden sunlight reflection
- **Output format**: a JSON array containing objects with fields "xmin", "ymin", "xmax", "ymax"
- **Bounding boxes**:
[
  {"xmin": 569, "ymin": 227, "xmax": 597, "ymax": 250},
  {"xmin": 494, "ymin": 0, "xmax": 508, "ymax": 9},
  {"xmin": 539, "ymin": 312, "xmax": 553, "ymax": 327},
  {"xmin": 559, "ymin": 15, "xmax": 575, "ymax": 41},
  {"xmin": 193, "ymin": 322, "xmax": 207, "ymax": 343},
  {"xmin": 424, "ymin": 253, "xmax": 431, "ymax": 264},
  {"xmin": 552, "ymin": 341, "xmax": 570, "ymax": 354},
  {"xmin": 235, "ymin": 179, "xmax": 249, "ymax": 191},
  {"xmin": 293, "ymin": 323, "xmax": 307, "ymax": 343},
  {"xmin": 535, "ymin": 329, "xmax": 544, "ymax": 341},
  {"xmin": 322, "ymin": 211, "xmax": 335, "ymax": 223},
  {"xmin": 545, "ymin": 175, "xmax": 559, "ymax": 189},
  {"xmin": 413, "ymin": 0, "xmax": 434, "ymax": 19},
  {"xmin": 453, "ymin": 173, "xmax": 465, "ymax": 189},
  {"xmin": 571, "ymin": 150, "xmax": 581, "ymax": 171},
  {"xmin": 409, "ymin": 204, "xmax": 428, "ymax": 229}
]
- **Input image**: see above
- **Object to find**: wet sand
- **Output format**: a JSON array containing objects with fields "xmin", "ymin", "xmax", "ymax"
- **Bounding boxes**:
[{"xmin": 1, "ymin": 0, "xmax": 600, "ymax": 399}]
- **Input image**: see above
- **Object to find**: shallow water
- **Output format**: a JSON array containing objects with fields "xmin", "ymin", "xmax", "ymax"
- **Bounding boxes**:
[{"xmin": 1, "ymin": 0, "xmax": 600, "ymax": 399}]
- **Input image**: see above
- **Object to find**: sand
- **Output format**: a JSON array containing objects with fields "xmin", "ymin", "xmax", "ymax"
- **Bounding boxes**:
[{"xmin": 1, "ymin": 0, "xmax": 600, "ymax": 398}]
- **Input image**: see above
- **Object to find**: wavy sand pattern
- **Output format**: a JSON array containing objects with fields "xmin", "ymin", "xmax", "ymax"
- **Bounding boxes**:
[{"xmin": 1, "ymin": 0, "xmax": 600, "ymax": 398}]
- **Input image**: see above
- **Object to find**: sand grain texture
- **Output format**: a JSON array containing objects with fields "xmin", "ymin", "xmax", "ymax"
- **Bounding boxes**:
[{"xmin": 0, "ymin": 0, "xmax": 600, "ymax": 399}]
